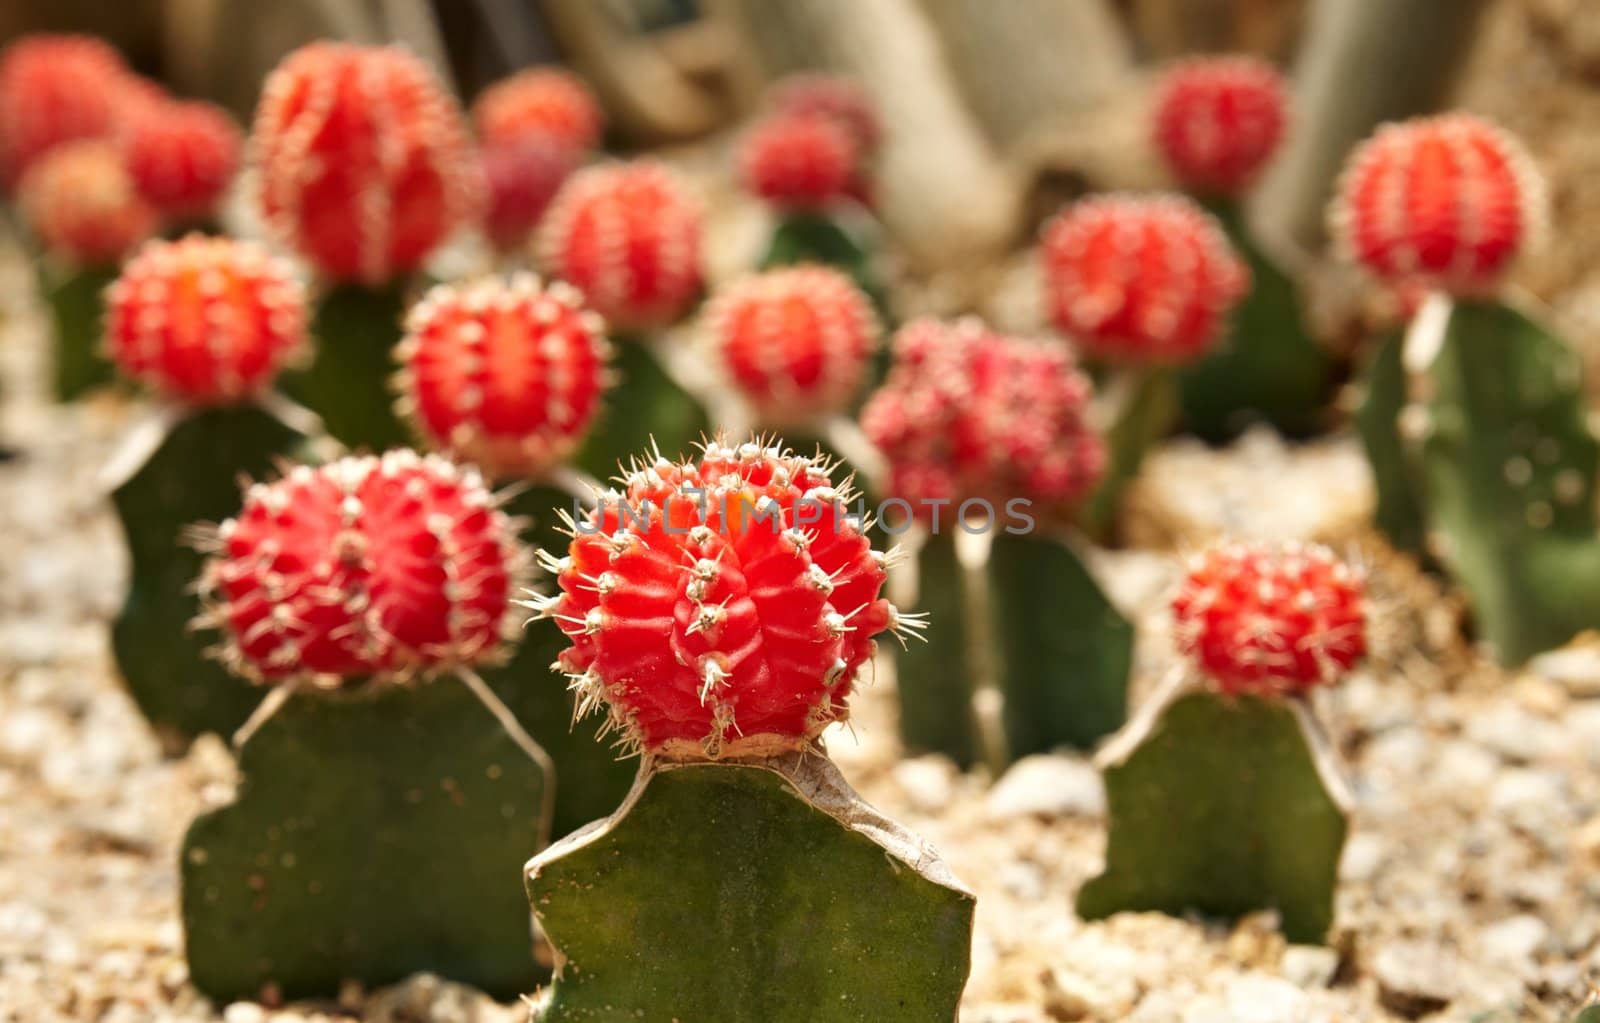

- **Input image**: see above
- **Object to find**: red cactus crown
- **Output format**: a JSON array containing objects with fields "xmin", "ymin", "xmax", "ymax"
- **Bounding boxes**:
[
  {"xmin": 122, "ymin": 99, "xmax": 243, "ymax": 219},
  {"xmin": 736, "ymin": 111, "xmax": 861, "ymax": 212},
  {"xmin": 18, "ymin": 139, "xmax": 159, "ymax": 265},
  {"xmin": 0, "ymin": 33, "xmax": 129, "ymax": 191},
  {"xmin": 472, "ymin": 67, "xmax": 604, "ymax": 152},
  {"xmin": 1152, "ymin": 55, "xmax": 1289, "ymax": 196}
]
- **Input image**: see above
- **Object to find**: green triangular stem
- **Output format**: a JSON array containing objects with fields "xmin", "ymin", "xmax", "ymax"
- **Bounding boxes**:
[
  {"xmin": 1079, "ymin": 367, "xmax": 1179, "ymax": 543},
  {"xmin": 282, "ymin": 280, "xmax": 412, "ymax": 451},
  {"xmin": 40, "ymin": 262, "xmax": 119, "ymax": 402}
]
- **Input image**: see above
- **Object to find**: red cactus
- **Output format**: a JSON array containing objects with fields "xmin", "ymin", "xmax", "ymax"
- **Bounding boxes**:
[
  {"xmin": 1152, "ymin": 56, "xmax": 1288, "ymax": 197},
  {"xmin": 472, "ymin": 67, "xmax": 604, "ymax": 152},
  {"xmin": 770, "ymin": 73, "xmax": 881, "ymax": 155},
  {"xmin": 122, "ymin": 99, "xmax": 243, "ymax": 219},
  {"xmin": 535, "ymin": 440, "xmax": 905, "ymax": 758},
  {"xmin": 537, "ymin": 160, "xmax": 703, "ymax": 330},
  {"xmin": 1331, "ymin": 113, "xmax": 1544, "ymax": 297},
  {"xmin": 18, "ymin": 140, "xmax": 159, "ymax": 265},
  {"xmin": 0, "ymin": 34, "xmax": 129, "ymax": 191},
  {"xmin": 396, "ymin": 274, "xmax": 611, "ymax": 478},
  {"xmin": 251, "ymin": 42, "xmax": 480, "ymax": 284},
  {"xmin": 1172, "ymin": 540, "xmax": 1366, "ymax": 696},
  {"xmin": 105, "ymin": 235, "xmax": 307, "ymax": 405},
  {"xmin": 704, "ymin": 266, "xmax": 879, "ymax": 424},
  {"xmin": 737, "ymin": 112, "xmax": 861, "ymax": 212},
  {"xmin": 201, "ymin": 451, "xmax": 527, "ymax": 683},
  {"xmin": 1040, "ymin": 194, "xmax": 1249, "ymax": 365},
  {"xmin": 479, "ymin": 136, "xmax": 581, "ymax": 251},
  {"xmin": 860, "ymin": 317, "xmax": 1106, "ymax": 518}
]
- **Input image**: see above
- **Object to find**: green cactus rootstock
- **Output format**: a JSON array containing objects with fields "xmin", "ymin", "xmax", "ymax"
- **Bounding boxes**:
[
  {"xmin": 893, "ymin": 532, "xmax": 981, "ymax": 768},
  {"xmin": 760, "ymin": 212, "xmax": 889, "ymax": 321},
  {"xmin": 1079, "ymin": 369, "xmax": 1180, "ymax": 543},
  {"xmin": 1411, "ymin": 299, "xmax": 1600, "ymax": 664},
  {"xmin": 43, "ymin": 264, "xmax": 118, "ymax": 401},
  {"xmin": 1177, "ymin": 201, "xmax": 1334, "ymax": 442},
  {"xmin": 181, "ymin": 678, "xmax": 550, "ymax": 1002},
  {"xmin": 281, "ymin": 281, "xmax": 411, "ymax": 451},
  {"xmin": 112, "ymin": 405, "xmax": 306, "ymax": 749},
  {"xmin": 1076, "ymin": 688, "xmax": 1349, "ymax": 945},
  {"xmin": 526, "ymin": 755, "xmax": 975, "ymax": 1023},
  {"xmin": 988, "ymin": 533, "xmax": 1131, "ymax": 756},
  {"xmin": 1353, "ymin": 326, "xmax": 1427, "ymax": 555},
  {"xmin": 575, "ymin": 337, "xmax": 710, "ymax": 478}
]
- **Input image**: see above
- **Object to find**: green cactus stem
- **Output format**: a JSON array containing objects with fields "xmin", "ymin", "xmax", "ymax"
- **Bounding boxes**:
[
  {"xmin": 1079, "ymin": 368, "xmax": 1180, "ymax": 543},
  {"xmin": 282, "ymin": 281, "xmax": 411, "ymax": 451},
  {"xmin": 526, "ymin": 753, "xmax": 975, "ymax": 1022},
  {"xmin": 988, "ymin": 531, "xmax": 1131, "ymax": 756},
  {"xmin": 1353, "ymin": 325, "xmax": 1427, "ymax": 555},
  {"xmin": 109, "ymin": 402, "xmax": 311, "ymax": 751},
  {"xmin": 892, "ymin": 531, "xmax": 982, "ymax": 768},
  {"xmin": 1407, "ymin": 298, "xmax": 1600, "ymax": 664},
  {"xmin": 575, "ymin": 335, "xmax": 710, "ymax": 476},
  {"xmin": 41, "ymin": 263, "xmax": 118, "ymax": 402},
  {"xmin": 760, "ymin": 211, "xmax": 888, "ymax": 321},
  {"xmin": 1076, "ymin": 680, "xmax": 1350, "ymax": 944},
  {"xmin": 1177, "ymin": 201, "xmax": 1334, "ymax": 442},
  {"xmin": 181, "ymin": 675, "xmax": 552, "ymax": 1002},
  {"xmin": 1573, "ymin": 1005, "xmax": 1600, "ymax": 1023}
]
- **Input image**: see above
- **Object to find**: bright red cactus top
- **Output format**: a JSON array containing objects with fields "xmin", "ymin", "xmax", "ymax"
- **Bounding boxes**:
[
  {"xmin": 1331, "ymin": 113, "xmax": 1545, "ymax": 297},
  {"xmin": 480, "ymin": 136, "xmax": 580, "ymax": 251},
  {"xmin": 122, "ymin": 99, "xmax": 243, "ymax": 219},
  {"xmin": 0, "ymin": 34, "xmax": 129, "ymax": 191},
  {"xmin": 18, "ymin": 140, "xmax": 159, "ymax": 265},
  {"xmin": 1152, "ymin": 56, "xmax": 1288, "ymax": 196},
  {"xmin": 860, "ymin": 317, "xmax": 1105, "ymax": 517},
  {"xmin": 770, "ymin": 73, "xmax": 881, "ymax": 155},
  {"xmin": 396, "ymin": 273, "xmax": 611, "ymax": 479},
  {"xmin": 105, "ymin": 235, "xmax": 307, "ymax": 405},
  {"xmin": 472, "ymin": 67, "xmax": 603, "ymax": 151},
  {"xmin": 703, "ymin": 266, "xmax": 879, "ymax": 424},
  {"xmin": 737, "ymin": 112, "xmax": 860, "ymax": 212},
  {"xmin": 1040, "ymin": 194, "xmax": 1249, "ymax": 365},
  {"xmin": 1172, "ymin": 540, "xmax": 1366, "ymax": 696},
  {"xmin": 533, "ymin": 440, "xmax": 907, "ymax": 759},
  {"xmin": 201, "ymin": 451, "xmax": 527, "ymax": 684},
  {"xmin": 252, "ymin": 42, "xmax": 480, "ymax": 284},
  {"xmin": 537, "ymin": 160, "xmax": 703, "ymax": 330}
]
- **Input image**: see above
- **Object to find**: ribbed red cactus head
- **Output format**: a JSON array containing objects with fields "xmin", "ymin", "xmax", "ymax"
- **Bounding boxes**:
[
  {"xmin": 479, "ymin": 136, "xmax": 580, "ymax": 252},
  {"xmin": 0, "ymin": 33, "xmax": 128, "ymax": 191},
  {"xmin": 770, "ymin": 73, "xmax": 881, "ymax": 155},
  {"xmin": 251, "ymin": 42, "xmax": 479, "ymax": 284},
  {"xmin": 472, "ymin": 67, "xmax": 603, "ymax": 151},
  {"xmin": 201, "ymin": 451, "xmax": 527, "ymax": 684},
  {"xmin": 105, "ymin": 235, "xmax": 307, "ymax": 405},
  {"xmin": 538, "ymin": 160, "xmax": 703, "ymax": 330},
  {"xmin": 397, "ymin": 274, "xmax": 611, "ymax": 479},
  {"xmin": 1152, "ymin": 56, "xmax": 1288, "ymax": 197},
  {"xmin": 736, "ymin": 112, "xmax": 860, "ymax": 212},
  {"xmin": 860, "ymin": 317, "xmax": 1105, "ymax": 519},
  {"xmin": 1331, "ymin": 113, "xmax": 1545, "ymax": 297},
  {"xmin": 533, "ymin": 439, "xmax": 908, "ymax": 759},
  {"xmin": 1172, "ymin": 540, "xmax": 1366, "ymax": 696},
  {"xmin": 1041, "ymin": 194, "xmax": 1249, "ymax": 365},
  {"xmin": 704, "ymin": 266, "xmax": 879, "ymax": 425},
  {"xmin": 18, "ymin": 140, "xmax": 159, "ymax": 265},
  {"xmin": 122, "ymin": 99, "xmax": 243, "ymax": 219}
]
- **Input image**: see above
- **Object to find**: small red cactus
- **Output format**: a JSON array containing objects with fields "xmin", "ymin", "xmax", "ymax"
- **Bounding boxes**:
[
  {"xmin": 535, "ymin": 440, "xmax": 905, "ymax": 758},
  {"xmin": 1172, "ymin": 540, "xmax": 1366, "ymax": 696},
  {"xmin": 1040, "ymin": 194, "xmax": 1249, "ymax": 365},
  {"xmin": 479, "ymin": 136, "xmax": 580, "ymax": 251},
  {"xmin": 251, "ymin": 42, "xmax": 480, "ymax": 284},
  {"xmin": 770, "ymin": 73, "xmax": 881, "ymax": 155},
  {"xmin": 860, "ymin": 317, "xmax": 1106, "ymax": 517},
  {"xmin": 537, "ymin": 160, "xmax": 703, "ymax": 330},
  {"xmin": 122, "ymin": 99, "xmax": 243, "ymax": 219},
  {"xmin": 472, "ymin": 67, "xmax": 604, "ymax": 151},
  {"xmin": 704, "ymin": 266, "xmax": 879, "ymax": 425},
  {"xmin": 0, "ymin": 34, "xmax": 129, "ymax": 191},
  {"xmin": 105, "ymin": 235, "xmax": 307, "ymax": 405},
  {"xmin": 396, "ymin": 274, "xmax": 611, "ymax": 478},
  {"xmin": 1331, "ymin": 113, "xmax": 1544, "ymax": 297},
  {"xmin": 201, "ymin": 451, "xmax": 527, "ymax": 683},
  {"xmin": 737, "ymin": 112, "xmax": 860, "ymax": 212},
  {"xmin": 1152, "ymin": 56, "xmax": 1288, "ymax": 197},
  {"xmin": 18, "ymin": 140, "xmax": 160, "ymax": 265}
]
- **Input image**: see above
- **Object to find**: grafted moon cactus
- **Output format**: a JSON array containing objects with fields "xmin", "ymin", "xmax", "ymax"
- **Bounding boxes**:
[
  {"xmin": 0, "ymin": 33, "xmax": 129, "ymax": 191},
  {"xmin": 523, "ymin": 439, "xmax": 973, "ymax": 1022},
  {"xmin": 472, "ymin": 67, "xmax": 604, "ymax": 152},
  {"xmin": 121, "ymin": 98, "xmax": 242, "ymax": 221},
  {"xmin": 1079, "ymin": 540, "xmax": 1364, "ymax": 944},
  {"xmin": 181, "ymin": 452, "xmax": 552, "ymax": 1002}
]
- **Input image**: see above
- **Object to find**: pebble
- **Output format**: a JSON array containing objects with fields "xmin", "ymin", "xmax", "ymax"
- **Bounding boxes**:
[
  {"xmin": 1528, "ymin": 640, "xmax": 1600, "ymax": 697},
  {"xmin": 984, "ymin": 755, "xmax": 1104, "ymax": 820},
  {"xmin": 1280, "ymin": 945, "xmax": 1340, "ymax": 989},
  {"xmin": 1373, "ymin": 940, "xmax": 1463, "ymax": 1018},
  {"xmin": 891, "ymin": 755, "xmax": 958, "ymax": 814},
  {"xmin": 1477, "ymin": 914, "xmax": 1548, "ymax": 976}
]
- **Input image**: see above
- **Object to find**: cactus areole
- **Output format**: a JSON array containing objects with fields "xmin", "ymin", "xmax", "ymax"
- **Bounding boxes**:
[
  {"xmin": 1331, "ymin": 114, "xmax": 1545, "ymax": 297},
  {"xmin": 1152, "ymin": 56, "xmax": 1288, "ymax": 197},
  {"xmin": 199, "ymin": 451, "xmax": 529, "ymax": 685},
  {"xmin": 532, "ymin": 440, "xmax": 911, "ymax": 759},
  {"xmin": 106, "ymin": 235, "xmax": 307, "ymax": 405}
]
